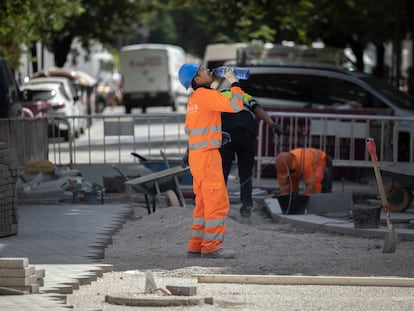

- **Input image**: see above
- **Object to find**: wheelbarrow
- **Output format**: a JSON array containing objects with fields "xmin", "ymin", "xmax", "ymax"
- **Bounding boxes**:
[
  {"xmin": 113, "ymin": 151, "xmax": 190, "ymax": 214},
  {"xmin": 380, "ymin": 163, "xmax": 414, "ymax": 213},
  {"xmin": 130, "ymin": 151, "xmax": 193, "ymax": 185},
  {"xmin": 124, "ymin": 166, "xmax": 189, "ymax": 214}
]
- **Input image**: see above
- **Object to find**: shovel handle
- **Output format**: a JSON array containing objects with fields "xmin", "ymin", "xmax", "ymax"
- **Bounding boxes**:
[
  {"xmin": 366, "ymin": 138, "xmax": 378, "ymax": 163},
  {"xmin": 365, "ymin": 138, "xmax": 393, "ymax": 225}
]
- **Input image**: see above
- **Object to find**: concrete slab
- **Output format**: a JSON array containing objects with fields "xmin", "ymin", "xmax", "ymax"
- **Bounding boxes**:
[
  {"xmin": 269, "ymin": 212, "xmax": 414, "ymax": 241},
  {"xmin": 306, "ymin": 191, "xmax": 353, "ymax": 215}
]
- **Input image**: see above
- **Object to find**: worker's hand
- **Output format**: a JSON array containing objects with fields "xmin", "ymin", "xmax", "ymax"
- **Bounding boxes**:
[
  {"xmin": 272, "ymin": 123, "xmax": 284, "ymax": 135},
  {"xmin": 222, "ymin": 131, "xmax": 232, "ymax": 145},
  {"xmin": 224, "ymin": 67, "xmax": 239, "ymax": 84},
  {"xmin": 181, "ymin": 152, "xmax": 189, "ymax": 168}
]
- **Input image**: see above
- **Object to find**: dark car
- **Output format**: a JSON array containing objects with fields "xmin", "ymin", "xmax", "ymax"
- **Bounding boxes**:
[
  {"xmin": 0, "ymin": 56, "xmax": 22, "ymax": 118},
  {"xmin": 218, "ymin": 65, "xmax": 414, "ymax": 161}
]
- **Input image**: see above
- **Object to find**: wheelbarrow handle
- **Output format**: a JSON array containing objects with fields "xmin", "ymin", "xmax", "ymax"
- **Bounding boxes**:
[{"xmin": 366, "ymin": 138, "xmax": 378, "ymax": 163}]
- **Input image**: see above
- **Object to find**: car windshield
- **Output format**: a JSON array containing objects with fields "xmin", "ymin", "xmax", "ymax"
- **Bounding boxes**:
[
  {"xmin": 361, "ymin": 76, "xmax": 414, "ymax": 110},
  {"xmin": 22, "ymin": 89, "xmax": 56, "ymax": 101}
]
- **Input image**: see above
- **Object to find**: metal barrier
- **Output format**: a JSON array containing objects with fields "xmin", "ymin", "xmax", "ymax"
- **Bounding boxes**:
[
  {"xmin": 255, "ymin": 111, "xmax": 414, "ymax": 180},
  {"xmin": 38, "ymin": 111, "xmax": 414, "ymax": 179},
  {"xmin": 0, "ymin": 117, "xmax": 49, "ymax": 165},
  {"xmin": 48, "ymin": 113, "xmax": 187, "ymax": 166}
]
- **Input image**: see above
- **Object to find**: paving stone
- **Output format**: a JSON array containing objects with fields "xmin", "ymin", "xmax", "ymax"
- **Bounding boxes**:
[{"xmin": 0, "ymin": 258, "xmax": 29, "ymax": 269}]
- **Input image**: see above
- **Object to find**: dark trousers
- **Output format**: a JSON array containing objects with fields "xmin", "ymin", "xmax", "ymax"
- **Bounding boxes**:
[
  {"xmin": 321, "ymin": 155, "xmax": 333, "ymax": 193},
  {"xmin": 220, "ymin": 128, "xmax": 255, "ymax": 208}
]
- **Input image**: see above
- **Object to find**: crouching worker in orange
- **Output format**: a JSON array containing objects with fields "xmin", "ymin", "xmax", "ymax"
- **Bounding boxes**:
[
  {"xmin": 275, "ymin": 148, "xmax": 333, "ymax": 195},
  {"xmin": 178, "ymin": 64, "xmax": 245, "ymax": 259}
]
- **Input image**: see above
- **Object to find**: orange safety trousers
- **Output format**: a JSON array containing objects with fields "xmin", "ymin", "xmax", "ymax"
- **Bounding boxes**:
[{"xmin": 187, "ymin": 148, "xmax": 229, "ymax": 254}]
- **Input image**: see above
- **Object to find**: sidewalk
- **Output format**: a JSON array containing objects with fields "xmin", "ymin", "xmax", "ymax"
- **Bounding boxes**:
[{"xmin": 0, "ymin": 201, "xmax": 133, "ymax": 310}]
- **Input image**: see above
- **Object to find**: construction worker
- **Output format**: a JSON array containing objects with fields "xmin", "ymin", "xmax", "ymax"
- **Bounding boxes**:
[
  {"xmin": 220, "ymin": 91, "xmax": 283, "ymax": 218},
  {"xmin": 275, "ymin": 148, "xmax": 333, "ymax": 196},
  {"xmin": 178, "ymin": 64, "xmax": 245, "ymax": 259}
]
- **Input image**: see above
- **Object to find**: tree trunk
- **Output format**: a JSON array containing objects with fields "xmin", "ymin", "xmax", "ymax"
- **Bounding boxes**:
[
  {"xmin": 31, "ymin": 44, "xmax": 38, "ymax": 73},
  {"xmin": 51, "ymin": 35, "xmax": 73, "ymax": 67},
  {"xmin": 373, "ymin": 43, "xmax": 386, "ymax": 79},
  {"xmin": 350, "ymin": 41, "xmax": 364, "ymax": 72}
]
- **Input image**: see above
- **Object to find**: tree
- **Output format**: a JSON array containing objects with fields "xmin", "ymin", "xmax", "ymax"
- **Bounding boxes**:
[
  {"xmin": 0, "ymin": 0, "xmax": 83, "ymax": 71},
  {"xmin": 179, "ymin": 0, "xmax": 410, "ymax": 80},
  {"xmin": 46, "ymin": 0, "xmax": 160, "ymax": 67}
]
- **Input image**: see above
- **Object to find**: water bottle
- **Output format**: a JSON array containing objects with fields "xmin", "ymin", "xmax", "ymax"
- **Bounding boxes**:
[{"xmin": 211, "ymin": 66, "xmax": 250, "ymax": 80}]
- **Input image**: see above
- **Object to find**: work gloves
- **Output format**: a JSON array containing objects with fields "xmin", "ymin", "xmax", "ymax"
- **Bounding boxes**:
[
  {"xmin": 272, "ymin": 123, "xmax": 284, "ymax": 135},
  {"xmin": 222, "ymin": 131, "xmax": 232, "ymax": 145}
]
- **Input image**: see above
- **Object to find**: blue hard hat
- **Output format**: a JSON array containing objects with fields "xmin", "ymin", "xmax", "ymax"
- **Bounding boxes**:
[{"xmin": 178, "ymin": 63, "xmax": 200, "ymax": 90}]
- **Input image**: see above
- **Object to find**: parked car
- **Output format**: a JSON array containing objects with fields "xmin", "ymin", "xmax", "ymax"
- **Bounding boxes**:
[
  {"xmin": 217, "ymin": 65, "xmax": 414, "ymax": 161},
  {"xmin": 20, "ymin": 77, "xmax": 85, "ymax": 140},
  {"xmin": 0, "ymin": 56, "xmax": 23, "ymax": 118},
  {"xmin": 22, "ymin": 100, "xmax": 52, "ymax": 118}
]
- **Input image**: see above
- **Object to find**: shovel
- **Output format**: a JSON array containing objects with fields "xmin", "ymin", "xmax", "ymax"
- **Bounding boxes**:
[{"xmin": 365, "ymin": 138, "xmax": 398, "ymax": 253}]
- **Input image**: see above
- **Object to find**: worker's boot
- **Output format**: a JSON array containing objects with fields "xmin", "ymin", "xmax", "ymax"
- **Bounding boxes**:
[
  {"xmin": 202, "ymin": 249, "xmax": 234, "ymax": 259},
  {"xmin": 240, "ymin": 205, "xmax": 252, "ymax": 218}
]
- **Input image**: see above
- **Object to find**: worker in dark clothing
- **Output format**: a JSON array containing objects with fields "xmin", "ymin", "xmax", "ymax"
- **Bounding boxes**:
[{"xmin": 220, "ymin": 93, "xmax": 283, "ymax": 218}]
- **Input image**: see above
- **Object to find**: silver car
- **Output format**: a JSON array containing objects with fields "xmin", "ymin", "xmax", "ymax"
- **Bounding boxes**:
[{"xmin": 21, "ymin": 77, "xmax": 86, "ymax": 140}]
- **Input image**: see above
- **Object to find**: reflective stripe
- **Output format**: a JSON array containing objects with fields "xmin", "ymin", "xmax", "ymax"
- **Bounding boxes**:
[
  {"xmin": 220, "ymin": 90, "xmax": 244, "ymax": 112},
  {"xmin": 186, "ymin": 124, "xmax": 223, "ymax": 150},
  {"xmin": 308, "ymin": 148, "xmax": 323, "ymax": 172},
  {"xmin": 305, "ymin": 176, "xmax": 315, "ymax": 183},
  {"xmin": 188, "ymin": 127, "xmax": 209, "ymax": 135},
  {"xmin": 192, "ymin": 217, "xmax": 204, "ymax": 225},
  {"xmin": 280, "ymin": 184, "xmax": 290, "ymax": 191},
  {"xmin": 186, "ymin": 126, "xmax": 222, "ymax": 136},
  {"xmin": 189, "ymin": 140, "xmax": 209, "ymax": 150},
  {"xmin": 204, "ymin": 232, "xmax": 224, "ymax": 241},
  {"xmin": 210, "ymin": 125, "xmax": 221, "ymax": 133},
  {"xmin": 230, "ymin": 93, "xmax": 244, "ymax": 112},
  {"xmin": 205, "ymin": 217, "xmax": 225, "ymax": 228},
  {"xmin": 190, "ymin": 229, "xmax": 203, "ymax": 238},
  {"xmin": 210, "ymin": 139, "xmax": 221, "ymax": 147}
]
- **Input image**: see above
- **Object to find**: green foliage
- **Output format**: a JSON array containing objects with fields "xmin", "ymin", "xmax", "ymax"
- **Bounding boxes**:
[
  {"xmin": 0, "ymin": 0, "xmax": 83, "ymax": 69},
  {"xmin": 0, "ymin": 0, "xmax": 412, "ymax": 73}
]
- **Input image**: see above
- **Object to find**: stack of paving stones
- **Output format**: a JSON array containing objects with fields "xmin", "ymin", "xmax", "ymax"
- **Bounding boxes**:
[
  {"xmin": 0, "ymin": 145, "xmax": 19, "ymax": 237},
  {"xmin": 0, "ymin": 258, "xmax": 45, "ymax": 295}
]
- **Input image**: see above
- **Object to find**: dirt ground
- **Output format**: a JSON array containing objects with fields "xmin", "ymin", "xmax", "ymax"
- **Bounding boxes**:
[
  {"xmin": 66, "ymin": 199, "xmax": 414, "ymax": 311},
  {"xmin": 64, "ymin": 171, "xmax": 414, "ymax": 311},
  {"xmin": 101, "ymin": 201, "xmax": 414, "ymax": 278}
]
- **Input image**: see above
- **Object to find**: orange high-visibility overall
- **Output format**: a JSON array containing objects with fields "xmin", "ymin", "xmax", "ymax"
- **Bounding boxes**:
[
  {"xmin": 277, "ymin": 148, "xmax": 327, "ymax": 195},
  {"xmin": 185, "ymin": 85, "xmax": 244, "ymax": 254}
]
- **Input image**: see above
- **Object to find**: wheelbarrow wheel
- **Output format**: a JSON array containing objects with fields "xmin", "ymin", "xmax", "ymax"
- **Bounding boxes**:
[
  {"xmin": 165, "ymin": 190, "xmax": 180, "ymax": 207},
  {"xmin": 386, "ymin": 182, "xmax": 413, "ymax": 213}
]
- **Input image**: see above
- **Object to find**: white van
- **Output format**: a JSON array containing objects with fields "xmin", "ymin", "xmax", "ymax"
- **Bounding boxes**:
[
  {"xmin": 120, "ymin": 44, "xmax": 189, "ymax": 113},
  {"xmin": 202, "ymin": 43, "xmax": 249, "ymax": 70}
]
